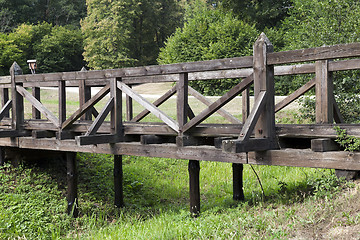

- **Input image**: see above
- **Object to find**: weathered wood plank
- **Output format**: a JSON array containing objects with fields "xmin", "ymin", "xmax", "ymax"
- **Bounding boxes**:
[
  {"xmin": 75, "ymin": 134, "xmax": 119, "ymax": 146},
  {"xmin": 311, "ymin": 138, "xmax": 339, "ymax": 152},
  {"xmin": 333, "ymin": 95, "xmax": 344, "ymax": 124},
  {"xmin": 62, "ymin": 85, "xmax": 110, "ymax": 129},
  {"xmin": 118, "ymin": 81, "xmax": 179, "ymax": 132},
  {"xmin": 131, "ymin": 85, "xmax": 177, "ymax": 122},
  {"xmin": 268, "ymin": 42, "xmax": 360, "ymax": 65},
  {"xmin": 16, "ymin": 85, "xmax": 60, "ymax": 128},
  {"xmin": 0, "ymin": 130, "xmax": 30, "ymax": 138},
  {"xmin": 111, "ymin": 78, "xmax": 123, "ymax": 137},
  {"xmin": 85, "ymin": 97, "xmax": 114, "ymax": 136},
  {"xmin": 275, "ymin": 78, "xmax": 315, "ymax": 113},
  {"xmin": 223, "ymin": 138, "xmax": 272, "ymax": 153},
  {"xmin": 182, "ymin": 74, "xmax": 254, "ymax": 133},
  {"xmin": 188, "ymin": 86, "xmax": 241, "ymax": 124}
]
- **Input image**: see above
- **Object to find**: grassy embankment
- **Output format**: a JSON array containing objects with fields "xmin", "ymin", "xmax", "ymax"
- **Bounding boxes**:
[{"xmin": 0, "ymin": 86, "xmax": 359, "ymax": 239}]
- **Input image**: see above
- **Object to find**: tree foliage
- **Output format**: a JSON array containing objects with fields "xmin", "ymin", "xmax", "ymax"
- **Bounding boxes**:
[
  {"xmin": 220, "ymin": 0, "xmax": 293, "ymax": 29},
  {"xmin": 81, "ymin": 0, "xmax": 183, "ymax": 70},
  {"xmin": 0, "ymin": 0, "xmax": 86, "ymax": 32},
  {"xmin": 0, "ymin": 23, "xmax": 84, "ymax": 75},
  {"xmin": 158, "ymin": 1, "xmax": 258, "ymax": 95},
  {"xmin": 280, "ymin": 0, "xmax": 360, "ymax": 122}
]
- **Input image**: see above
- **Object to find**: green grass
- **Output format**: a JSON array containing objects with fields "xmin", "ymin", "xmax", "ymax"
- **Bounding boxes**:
[{"xmin": 0, "ymin": 153, "xmax": 358, "ymax": 239}]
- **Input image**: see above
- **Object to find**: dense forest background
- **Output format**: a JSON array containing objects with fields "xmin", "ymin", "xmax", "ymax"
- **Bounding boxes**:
[{"xmin": 1, "ymin": 0, "xmax": 360, "ymax": 101}]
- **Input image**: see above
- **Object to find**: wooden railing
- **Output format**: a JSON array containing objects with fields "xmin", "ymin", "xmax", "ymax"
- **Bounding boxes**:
[{"xmin": 1, "ymin": 33, "xmax": 360, "ymax": 153}]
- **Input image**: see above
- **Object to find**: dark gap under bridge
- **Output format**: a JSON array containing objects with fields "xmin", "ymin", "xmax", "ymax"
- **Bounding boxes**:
[{"xmin": 1, "ymin": 33, "xmax": 360, "ymax": 216}]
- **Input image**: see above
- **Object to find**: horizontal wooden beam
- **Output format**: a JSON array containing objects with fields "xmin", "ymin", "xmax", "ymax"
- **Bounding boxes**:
[
  {"xmin": 0, "ymin": 137, "xmax": 357, "ymax": 170},
  {"xmin": 268, "ymin": 42, "xmax": 360, "ymax": 65},
  {"xmin": 222, "ymin": 138, "xmax": 273, "ymax": 153},
  {"xmin": 75, "ymin": 134, "xmax": 119, "ymax": 146}
]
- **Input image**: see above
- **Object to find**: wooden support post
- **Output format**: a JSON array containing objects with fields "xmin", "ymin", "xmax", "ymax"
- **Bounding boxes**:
[
  {"xmin": 232, "ymin": 163, "xmax": 244, "ymax": 201},
  {"xmin": 114, "ymin": 155, "xmax": 124, "ymax": 208},
  {"xmin": 111, "ymin": 78, "xmax": 123, "ymax": 139},
  {"xmin": 177, "ymin": 73, "xmax": 189, "ymax": 133},
  {"xmin": 188, "ymin": 160, "xmax": 200, "ymax": 217},
  {"xmin": 79, "ymin": 67, "xmax": 91, "ymax": 121},
  {"xmin": 126, "ymin": 86, "xmax": 133, "ymax": 121},
  {"xmin": 315, "ymin": 60, "xmax": 333, "ymax": 124},
  {"xmin": 59, "ymin": 80, "xmax": 66, "ymax": 126},
  {"xmin": 0, "ymin": 147, "xmax": 4, "ymax": 166},
  {"xmin": 253, "ymin": 33, "xmax": 276, "ymax": 145},
  {"xmin": 242, "ymin": 87, "xmax": 250, "ymax": 123},
  {"xmin": 66, "ymin": 152, "xmax": 78, "ymax": 217},
  {"xmin": 32, "ymin": 87, "xmax": 41, "ymax": 119},
  {"xmin": 10, "ymin": 62, "xmax": 23, "ymax": 130}
]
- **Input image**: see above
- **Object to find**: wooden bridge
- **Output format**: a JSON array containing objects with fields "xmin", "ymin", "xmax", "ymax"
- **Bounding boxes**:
[{"xmin": 1, "ymin": 33, "xmax": 360, "ymax": 216}]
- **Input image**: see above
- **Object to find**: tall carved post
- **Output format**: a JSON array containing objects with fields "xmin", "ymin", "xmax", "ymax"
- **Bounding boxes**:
[
  {"xmin": 253, "ymin": 33, "xmax": 276, "ymax": 146},
  {"xmin": 10, "ymin": 62, "xmax": 24, "ymax": 130},
  {"xmin": 114, "ymin": 155, "xmax": 124, "ymax": 207},
  {"xmin": 315, "ymin": 60, "xmax": 333, "ymax": 124},
  {"xmin": 188, "ymin": 160, "xmax": 200, "ymax": 217},
  {"xmin": 66, "ymin": 152, "xmax": 78, "ymax": 217}
]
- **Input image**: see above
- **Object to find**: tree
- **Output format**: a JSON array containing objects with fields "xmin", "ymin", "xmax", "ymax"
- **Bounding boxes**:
[
  {"xmin": 158, "ymin": 1, "xmax": 259, "ymax": 95},
  {"xmin": 280, "ymin": 0, "xmax": 360, "ymax": 122},
  {"xmin": 34, "ymin": 26, "xmax": 85, "ymax": 73},
  {"xmin": 220, "ymin": 0, "xmax": 293, "ymax": 29},
  {"xmin": 0, "ymin": 33, "xmax": 23, "ymax": 75},
  {"xmin": 81, "ymin": 0, "xmax": 183, "ymax": 70},
  {"xmin": 0, "ymin": 0, "xmax": 86, "ymax": 32}
]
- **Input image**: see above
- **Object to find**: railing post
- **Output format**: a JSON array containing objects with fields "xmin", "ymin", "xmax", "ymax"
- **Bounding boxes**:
[
  {"xmin": 110, "ymin": 78, "xmax": 123, "ymax": 139},
  {"xmin": 177, "ymin": 72, "xmax": 189, "ymax": 133},
  {"xmin": 126, "ymin": 85, "xmax": 133, "ymax": 121},
  {"xmin": 10, "ymin": 62, "xmax": 23, "ymax": 130},
  {"xmin": 253, "ymin": 33, "xmax": 276, "ymax": 145},
  {"xmin": 59, "ymin": 80, "xmax": 66, "ymax": 126},
  {"xmin": 79, "ymin": 67, "xmax": 92, "ymax": 120},
  {"xmin": 32, "ymin": 87, "xmax": 41, "ymax": 119},
  {"xmin": 315, "ymin": 60, "xmax": 333, "ymax": 123}
]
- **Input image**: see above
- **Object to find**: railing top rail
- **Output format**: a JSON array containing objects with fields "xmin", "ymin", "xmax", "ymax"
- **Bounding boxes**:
[{"xmin": 1, "ymin": 42, "xmax": 360, "ymax": 86}]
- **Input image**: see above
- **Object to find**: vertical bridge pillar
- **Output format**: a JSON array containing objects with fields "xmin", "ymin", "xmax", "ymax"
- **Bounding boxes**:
[{"xmin": 66, "ymin": 152, "xmax": 78, "ymax": 217}]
